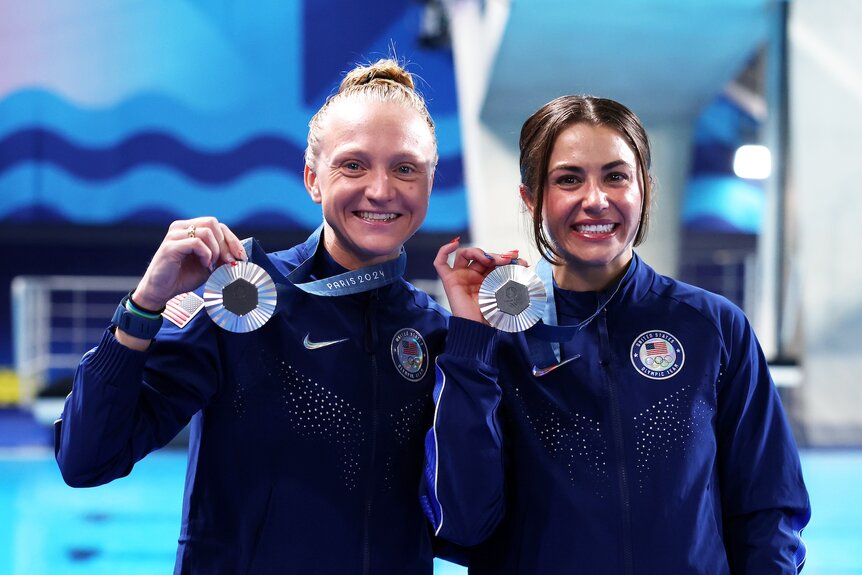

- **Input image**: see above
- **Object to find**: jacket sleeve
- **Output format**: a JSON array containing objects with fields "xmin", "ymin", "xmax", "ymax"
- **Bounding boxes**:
[
  {"xmin": 420, "ymin": 317, "xmax": 505, "ymax": 546},
  {"xmin": 54, "ymin": 316, "xmax": 221, "ymax": 487},
  {"xmin": 716, "ymin": 309, "xmax": 811, "ymax": 573}
]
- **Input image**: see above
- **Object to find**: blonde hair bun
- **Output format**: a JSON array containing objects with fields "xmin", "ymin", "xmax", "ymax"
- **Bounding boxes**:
[
  {"xmin": 305, "ymin": 57, "xmax": 436, "ymax": 169},
  {"xmin": 339, "ymin": 58, "xmax": 415, "ymax": 93}
]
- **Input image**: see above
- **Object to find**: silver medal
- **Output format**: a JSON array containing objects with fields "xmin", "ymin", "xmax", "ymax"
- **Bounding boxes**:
[
  {"xmin": 204, "ymin": 261, "xmax": 278, "ymax": 333},
  {"xmin": 478, "ymin": 265, "xmax": 546, "ymax": 333}
]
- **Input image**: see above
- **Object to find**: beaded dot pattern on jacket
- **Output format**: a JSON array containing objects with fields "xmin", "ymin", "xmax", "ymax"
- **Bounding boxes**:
[
  {"xmin": 633, "ymin": 385, "xmax": 714, "ymax": 493},
  {"xmin": 273, "ymin": 360, "xmax": 366, "ymax": 491},
  {"xmin": 390, "ymin": 394, "xmax": 432, "ymax": 446},
  {"xmin": 514, "ymin": 385, "xmax": 609, "ymax": 497},
  {"xmin": 382, "ymin": 393, "xmax": 432, "ymax": 490}
]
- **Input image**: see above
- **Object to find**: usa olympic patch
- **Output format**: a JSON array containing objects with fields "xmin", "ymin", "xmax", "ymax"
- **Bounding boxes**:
[
  {"xmin": 391, "ymin": 328, "xmax": 428, "ymax": 381},
  {"xmin": 630, "ymin": 330, "xmax": 684, "ymax": 380}
]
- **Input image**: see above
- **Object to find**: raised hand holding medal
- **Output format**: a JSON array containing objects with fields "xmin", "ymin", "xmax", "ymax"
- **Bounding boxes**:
[
  {"xmin": 434, "ymin": 239, "xmax": 584, "ymax": 379},
  {"xmin": 203, "ymin": 224, "xmax": 406, "ymax": 333},
  {"xmin": 434, "ymin": 239, "xmax": 545, "ymax": 332},
  {"xmin": 478, "ymin": 262, "xmax": 546, "ymax": 333},
  {"xmin": 114, "ymin": 218, "xmax": 248, "ymax": 349}
]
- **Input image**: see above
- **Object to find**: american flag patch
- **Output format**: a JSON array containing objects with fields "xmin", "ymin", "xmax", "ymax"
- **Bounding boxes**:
[
  {"xmin": 645, "ymin": 340, "xmax": 669, "ymax": 356},
  {"xmin": 163, "ymin": 292, "xmax": 205, "ymax": 328}
]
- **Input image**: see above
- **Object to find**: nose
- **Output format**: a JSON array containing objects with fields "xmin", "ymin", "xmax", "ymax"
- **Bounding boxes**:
[
  {"xmin": 365, "ymin": 169, "xmax": 395, "ymax": 202},
  {"xmin": 582, "ymin": 180, "xmax": 609, "ymax": 214}
]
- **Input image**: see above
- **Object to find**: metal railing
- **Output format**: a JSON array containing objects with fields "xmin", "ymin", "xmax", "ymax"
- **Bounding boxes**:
[{"xmin": 12, "ymin": 276, "xmax": 138, "ymax": 404}]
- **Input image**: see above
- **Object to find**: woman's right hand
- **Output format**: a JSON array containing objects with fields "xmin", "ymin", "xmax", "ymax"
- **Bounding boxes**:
[
  {"xmin": 131, "ymin": 217, "xmax": 247, "ymax": 312},
  {"xmin": 434, "ymin": 239, "xmax": 524, "ymax": 324}
]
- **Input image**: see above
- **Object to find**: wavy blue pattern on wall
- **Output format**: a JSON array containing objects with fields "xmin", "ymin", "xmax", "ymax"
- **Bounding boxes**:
[
  {"xmin": 0, "ymin": 128, "xmax": 464, "ymax": 187},
  {"xmin": 0, "ymin": 89, "xmax": 464, "ymax": 156},
  {"xmin": 0, "ymin": 0, "xmax": 466, "ymax": 232},
  {"xmin": 0, "ymin": 164, "xmax": 467, "ymax": 231}
]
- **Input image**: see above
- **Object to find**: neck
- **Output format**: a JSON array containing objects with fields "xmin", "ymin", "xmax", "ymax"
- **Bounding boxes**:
[
  {"xmin": 322, "ymin": 230, "xmax": 401, "ymax": 271},
  {"xmin": 552, "ymin": 253, "xmax": 633, "ymax": 292}
]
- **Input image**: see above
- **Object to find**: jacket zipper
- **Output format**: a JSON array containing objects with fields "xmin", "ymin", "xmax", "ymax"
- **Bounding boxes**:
[
  {"xmin": 599, "ymin": 307, "xmax": 635, "ymax": 575},
  {"xmin": 362, "ymin": 289, "xmax": 380, "ymax": 575}
]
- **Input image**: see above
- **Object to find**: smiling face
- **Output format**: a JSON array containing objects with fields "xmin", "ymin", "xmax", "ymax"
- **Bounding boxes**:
[
  {"xmin": 304, "ymin": 98, "xmax": 436, "ymax": 269},
  {"xmin": 524, "ymin": 122, "xmax": 642, "ymax": 291}
]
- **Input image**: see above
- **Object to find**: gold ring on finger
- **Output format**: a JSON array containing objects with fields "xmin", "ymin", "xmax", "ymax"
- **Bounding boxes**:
[{"xmin": 187, "ymin": 224, "xmax": 196, "ymax": 239}]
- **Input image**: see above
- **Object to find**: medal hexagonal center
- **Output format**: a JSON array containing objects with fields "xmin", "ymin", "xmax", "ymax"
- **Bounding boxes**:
[
  {"xmin": 495, "ymin": 280, "xmax": 529, "ymax": 316},
  {"xmin": 222, "ymin": 278, "xmax": 258, "ymax": 316}
]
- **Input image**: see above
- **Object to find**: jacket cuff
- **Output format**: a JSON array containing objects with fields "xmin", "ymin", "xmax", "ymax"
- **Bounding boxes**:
[
  {"xmin": 445, "ymin": 317, "xmax": 499, "ymax": 367},
  {"xmin": 84, "ymin": 328, "xmax": 149, "ymax": 386}
]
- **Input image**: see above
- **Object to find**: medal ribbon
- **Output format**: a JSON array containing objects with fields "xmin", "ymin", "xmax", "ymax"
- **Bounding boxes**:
[
  {"xmin": 524, "ymin": 257, "xmax": 632, "ymax": 371},
  {"xmin": 242, "ymin": 225, "xmax": 406, "ymax": 299},
  {"xmin": 524, "ymin": 258, "xmax": 577, "ymax": 368},
  {"xmin": 286, "ymin": 225, "xmax": 406, "ymax": 296}
]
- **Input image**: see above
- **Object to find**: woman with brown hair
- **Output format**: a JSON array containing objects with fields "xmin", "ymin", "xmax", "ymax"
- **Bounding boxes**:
[{"xmin": 424, "ymin": 95, "xmax": 810, "ymax": 574}]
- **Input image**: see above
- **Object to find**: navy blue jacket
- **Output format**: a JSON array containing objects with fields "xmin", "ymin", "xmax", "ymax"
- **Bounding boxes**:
[
  {"xmin": 423, "ymin": 254, "xmax": 810, "ymax": 574},
  {"xmin": 55, "ymin": 232, "xmax": 451, "ymax": 574}
]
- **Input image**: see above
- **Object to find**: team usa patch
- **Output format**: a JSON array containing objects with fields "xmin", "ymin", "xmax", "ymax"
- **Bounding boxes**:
[
  {"xmin": 630, "ymin": 330, "xmax": 685, "ymax": 380},
  {"xmin": 391, "ymin": 328, "xmax": 428, "ymax": 381},
  {"xmin": 162, "ymin": 292, "xmax": 205, "ymax": 328}
]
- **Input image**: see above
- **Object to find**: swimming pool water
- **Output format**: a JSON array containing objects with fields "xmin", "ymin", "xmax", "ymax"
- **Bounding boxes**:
[{"xmin": 0, "ymin": 449, "xmax": 859, "ymax": 574}]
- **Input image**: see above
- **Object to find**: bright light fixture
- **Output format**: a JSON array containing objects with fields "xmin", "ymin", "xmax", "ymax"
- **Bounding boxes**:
[{"xmin": 733, "ymin": 144, "xmax": 772, "ymax": 180}]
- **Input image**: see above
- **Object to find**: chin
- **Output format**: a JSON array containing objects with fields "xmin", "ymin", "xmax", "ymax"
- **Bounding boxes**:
[
  {"xmin": 562, "ymin": 250, "xmax": 619, "ymax": 268},
  {"xmin": 358, "ymin": 243, "xmax": 400, "ymax": 261}
]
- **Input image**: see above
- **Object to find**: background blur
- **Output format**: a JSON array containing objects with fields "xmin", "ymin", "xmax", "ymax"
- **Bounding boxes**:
[{"xmin": 1, "ymin": 0, "xmax": 860, "ymax": 573}]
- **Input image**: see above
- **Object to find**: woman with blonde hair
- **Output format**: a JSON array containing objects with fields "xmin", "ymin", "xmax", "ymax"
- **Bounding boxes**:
[{"xmin": 57, "ymin": 59, "xmax": 456, "ymax": 574}]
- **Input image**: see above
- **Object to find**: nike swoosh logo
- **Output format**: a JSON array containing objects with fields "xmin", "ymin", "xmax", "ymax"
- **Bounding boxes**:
[
  {"xmin": 532, "ymin": 355, "xmax": 580, "ymax": 377},
  {"xmin": 303, "ymin": 333, "xmax": 349, "ymax": 350}
]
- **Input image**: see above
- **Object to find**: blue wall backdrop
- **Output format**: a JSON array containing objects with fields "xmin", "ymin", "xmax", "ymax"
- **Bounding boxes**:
[
  {"xmin": 682, "ymin": 94, "xmax": 765, "ymax": 234},
  {"xmin": 0, "ymin": 0, "xmax": 466, "ymax": 368},
  {"xmin": 0, "ymin": 0, "xmax": 465, "ymax": 230}
]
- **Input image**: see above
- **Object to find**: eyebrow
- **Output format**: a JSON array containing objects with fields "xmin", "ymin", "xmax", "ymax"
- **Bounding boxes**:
[
  {"xmin": 550, "ymin": 159, "xmax": 634, "ymax": 173},
  {"xmin": 328, "ymin": 147, "xmax": 429, "ymax": 165}
]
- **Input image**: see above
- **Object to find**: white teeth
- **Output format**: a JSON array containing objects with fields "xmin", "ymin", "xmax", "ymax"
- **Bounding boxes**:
[
  {"xmin": 356, "ymin": 211, "xmax": 399, "ymax": 221},
  {"xmin": 575, "ymin": 223, "xmax": 614, "ymax": 233}
]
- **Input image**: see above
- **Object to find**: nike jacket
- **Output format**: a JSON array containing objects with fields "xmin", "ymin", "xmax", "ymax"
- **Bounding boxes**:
[
  {"xmin": 422, "ymin": 254, "xmax": 810, "ymax": 574},
  {"xmin": 55, "ymin": 231, "xmax": 451, "ymax": 575}
]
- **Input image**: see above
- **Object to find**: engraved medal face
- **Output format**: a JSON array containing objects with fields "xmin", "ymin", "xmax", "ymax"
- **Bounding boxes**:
[
  {"xmin": 478, "ymin": 265, "xmax": 547, "ymax": 333},
  {"xmin": 204, "ymin": 261, "xmax": 278, "ymax": 333}
]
